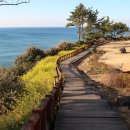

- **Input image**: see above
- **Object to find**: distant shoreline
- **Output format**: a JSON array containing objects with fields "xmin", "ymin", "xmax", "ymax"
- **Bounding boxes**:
[{"xmin": 0, "ymin": 27, "xmax": 77, "ymax": 29}]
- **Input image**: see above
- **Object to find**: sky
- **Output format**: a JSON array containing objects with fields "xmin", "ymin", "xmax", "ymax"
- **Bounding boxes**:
[{"xmin": 0, "ymin": 0, "xmax": 130, "ymax": 27}]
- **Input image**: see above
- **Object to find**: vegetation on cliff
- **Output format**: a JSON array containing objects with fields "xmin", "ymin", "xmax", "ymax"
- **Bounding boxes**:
[{"xmin": 0, "ymin": 41, "xmax": 75, "ymax": 130}]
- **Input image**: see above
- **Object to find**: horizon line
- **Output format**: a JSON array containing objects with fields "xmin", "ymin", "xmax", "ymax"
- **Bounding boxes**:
[{"xmin": 0, "ymin": 26, "xmax": 77, "ymax": 28}]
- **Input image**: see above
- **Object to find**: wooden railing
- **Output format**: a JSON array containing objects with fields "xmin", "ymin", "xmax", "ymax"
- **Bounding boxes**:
[{"xmin": 21, "ymin": 45, "xmax": 88, "ymax": 130}]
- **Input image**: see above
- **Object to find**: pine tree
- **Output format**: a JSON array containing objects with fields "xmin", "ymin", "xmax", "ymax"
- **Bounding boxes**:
[{"xmin": 66, "ymin": 3, "xmax": 87, "ymax": 41}]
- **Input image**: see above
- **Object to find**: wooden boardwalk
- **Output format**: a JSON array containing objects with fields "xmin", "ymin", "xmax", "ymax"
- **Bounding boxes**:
[{"xmin": 54, "ymin": 47, "xmax": 128, "ymax": 130}]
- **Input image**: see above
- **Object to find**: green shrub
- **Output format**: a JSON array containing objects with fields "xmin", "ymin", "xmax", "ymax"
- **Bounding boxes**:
[
  {"xmin": 45, "ymin": 41, "xmax": 75, "ymax": 56},
  {"xmin": 14, "ymin": 47, "xmax": 45, "ymax": 75},
  {"xmin": 0, "ymin": 68, "xmax": 23, "ymax": 115},
  {"xmin": 45, "ymin": 47, "xmax": 60, "ymax": 56},
  {"xmin": 55, "ymin": 41, "xmax": 74, "ymax": 50},
  {"xmin": 75, "ymin": 40, "xmax": 85, "ymax": 45},
  {"xmin": 96, "ymin": 38, "xmax": 106, "ymax": 44},
  {"xmin": 26, "ymin": 47, "xmax": 45, "ymax": 58}
]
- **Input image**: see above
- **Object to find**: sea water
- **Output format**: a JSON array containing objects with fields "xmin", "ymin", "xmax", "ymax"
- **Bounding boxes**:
[{"xmin": 0, "ymin": 27, "xmax": 77, "ymax": 67}]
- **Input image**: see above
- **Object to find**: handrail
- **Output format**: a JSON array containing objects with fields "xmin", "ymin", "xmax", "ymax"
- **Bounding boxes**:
[{"xmin": 21, "ymin": 45, "xmax": 89, "ymax": 130}]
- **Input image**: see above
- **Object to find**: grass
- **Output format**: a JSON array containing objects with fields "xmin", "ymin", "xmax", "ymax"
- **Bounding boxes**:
[{"xmin": 0, "ymin": 50, "xmax": 74, "ymax": 130}]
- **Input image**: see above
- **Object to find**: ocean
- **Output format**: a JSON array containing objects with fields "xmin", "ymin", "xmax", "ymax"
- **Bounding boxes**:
[{"xmin": 0, "ymin": 27, "xmax": 77, "ymax": 67}]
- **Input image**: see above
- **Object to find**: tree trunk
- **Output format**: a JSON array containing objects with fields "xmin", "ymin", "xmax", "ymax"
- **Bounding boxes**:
[
  {"xmin": 82, "ymin": 24, "xmax": 85, "ymax": 41},
  {"xmin": 81, "ymin": 15, "xmax": 84, "ymax": 41},
  {"xmin": 78, "ymin": 27, "xmax": 81, "ymax": 41}
]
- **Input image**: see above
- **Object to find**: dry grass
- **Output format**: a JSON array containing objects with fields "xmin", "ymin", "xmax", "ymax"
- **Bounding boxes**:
[
  {"xmin": 78, "ymin": 51, "xmax": 113, "ymax": 75},
  {"xmin": 98, "ymin": 72, "xmax": 130, "ymax": 99},
  {"xmin": 101, "ymin": 72, "xmax": 129, "ymax": 89}
]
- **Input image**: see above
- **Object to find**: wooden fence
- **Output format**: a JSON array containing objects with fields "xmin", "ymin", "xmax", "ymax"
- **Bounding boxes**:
[{"xmin": 21, "ymin": 45, "xmax": 88, "ymax": 130}]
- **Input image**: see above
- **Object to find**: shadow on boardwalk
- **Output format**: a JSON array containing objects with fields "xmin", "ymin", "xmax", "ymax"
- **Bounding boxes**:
[{"xmin": 54, "ymin": 48, "xmax": 128, "ymax": 130}]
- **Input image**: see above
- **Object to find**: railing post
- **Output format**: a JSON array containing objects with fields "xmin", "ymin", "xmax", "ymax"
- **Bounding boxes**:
[
  {"xmin": 32, "ymin": 99, "xmax": 48, "ymax": 130},
  {"xmin": 58, "ymin": 77, "xmax": 64, "ymax": 92},
  {"xmin": 31, "ymin": 111, "xmax": 42, "ymax": 130},
  {"xmin": 45, "ymin": 95, "xmax": 55, "ymax": 130},
  {"xmin": 56, "ymin": 67, "xmax": 59, "ymax": 80},
  {"xmin": 53, "ymin": 75, "xmax": 57, "ymax": 87},
  {"xmin": 21, "ymin": 113, "xmax": 41, "ymax": 130}
]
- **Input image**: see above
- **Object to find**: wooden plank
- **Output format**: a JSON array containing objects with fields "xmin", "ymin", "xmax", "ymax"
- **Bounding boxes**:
[
  {"xmin": 55, "ymin": 117, "xmax": 125, "ymax": 124},
  {"xmin": 55, "ymin": 124, "xmax": 128, "ymax": 130},
  {"xmin": 60, "ymin": 99, "xmax": 108, "ymax": 104},
  {"xmin": 57, "ymin": 111, "xmax": 120, "ymax": 118}
]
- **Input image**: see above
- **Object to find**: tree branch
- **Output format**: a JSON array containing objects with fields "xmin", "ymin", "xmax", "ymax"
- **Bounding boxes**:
[{"xmin": 0, "ymin": 0, "xmax": 30, "ymax": 5}]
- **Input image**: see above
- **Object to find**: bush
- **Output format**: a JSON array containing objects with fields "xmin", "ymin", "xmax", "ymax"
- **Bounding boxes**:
[
  {"xmin": 96, "ymin": 38, "xmax": 106, "ymax": 44},
  {"xmin": 55, "ymin": 41, "xmax": 74, "ymax": 50},
  {"xmin": 14, "ymin": 47, "xmax": 45, "ymax": 75},
  {"xmin": 0, "ymin": 68, "xmax": 23, "ymax": 115},
  {"xmin": 101, "ymin": 72, "xmax": 128, "ymax": 88},
  {"xmin": 45, "ymin": 41, "xmax": 74, "ymax": 56},
  {"xmin": 127, "ymin": 36, "xmax": 130, "ymax": 40},
  {"xmin": 75, "ymin": 40, "xmax": 85, "ymax": 45},
  {"xmin": 26, "ymin": 47, "xmax": 45, "ymax": 58},
  {"xmin": 120, "ymin": 47, "xmax": 126, "ymax": 53},
  {"xmin": 45, "ymin": 47, "xmax": 60, "ymax": 56}
]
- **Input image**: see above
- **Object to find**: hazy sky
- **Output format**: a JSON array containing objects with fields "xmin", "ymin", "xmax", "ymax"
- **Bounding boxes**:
[{"xmin": 0, "ymin": 0, "xmax": 130, "ymax": 27}]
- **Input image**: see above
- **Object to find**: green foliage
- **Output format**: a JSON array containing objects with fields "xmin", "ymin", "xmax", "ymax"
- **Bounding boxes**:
[
  {"xmin": 45, "ymin": 47, "xmax": 60, "ymax": 56},
  {"xmin": 75, "ymin": 40, "xmax": 85, "ymax": 45},
  {"xmin": 66, "ymin": 3, "xmax": 87, "ymax": 41},
  {"xmin": 14, "ymin": 47, "xmax": 45, "ymax": 75},
  {"xmin": 0, "ymin": 68, "xmax": 24, "ymax": 115},
  {"xmin": 112, "ymin": 22, "xmax": 129, "ymax": 36},
  {"xmin": 67, "ymin": 3, "xmax": 129, "ymax": 42},
  {"xmin": 95, "ymin": 16, "xmax": 113, "ymax": 37},
  {"xmin": 84, "ymin": 32, "xmax": 96, "ymax": 43},
  {"xmin": 46, "ymin": 41, "xmax": 74, "ymax": 56},
  {"xmin": 55, "ymin": 41, "xmax": 74, "ymax": 50},
  {"xmin": 84, "ymin": 15, "xmax": 113, "ymax": 42},
  {"xmin": 0, "ymin": 49, "xmax": 75, "ymax": 130},
  {"xmin": 66, "ymin": 23, "xmax": 75, "ymax": 27}
]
